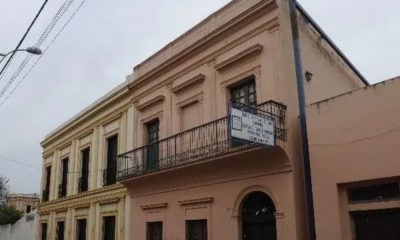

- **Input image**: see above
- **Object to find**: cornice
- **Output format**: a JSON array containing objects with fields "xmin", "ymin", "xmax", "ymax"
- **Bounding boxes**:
[
  {"xmin": 215, "ymin": 44, "xmax": 263, "ymax": 71},
  {"xmin": 41, "ymin": 84, "xmax": 131, "ymax": 148},
  {"xmin": 37, "ymin": 185, "xmax": 127, "ymax": 214},
  {"xmin": 141, "ymin": 202, "xmax": 168, "ymax": 210},
  {"xmin": 171, "ymin": 74, "xmax": 205, "ymax": 94},
  {"xmin": 129, "ymin": 16, "xmax": 279, "ymax": 102},
  {"xmin": 129, "ymin": 0, "xmax": 278, "ymax": 90},
  {"xmin": 178, "ymin": 197, "xmax": 214, "ymax": 206},
  {"xmin": 176, "ymin": 93, "xmax": 204, "ymax": 109},
  {"xmin": 136, "ymin": 95, "xmax": 165, "ymax": 111},
  {"xmin": 42, "ymin": 102, "xmax": 132, "ymax": 152}
]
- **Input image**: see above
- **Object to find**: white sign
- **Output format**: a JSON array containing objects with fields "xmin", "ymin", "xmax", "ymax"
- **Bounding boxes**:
[{"xmin": 230, "ymin": 108, "xmax": 275, "ymax": 146}]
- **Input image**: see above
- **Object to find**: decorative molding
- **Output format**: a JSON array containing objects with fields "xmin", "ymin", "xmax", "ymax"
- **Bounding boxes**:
[
  {"xmin": 136, "ymin": 95, "xmax": 165, "ymax": 112},
  {"xmin": 266, "ymin": 16, "xmax": 280, "ymax": 33},
  {"xmin": 215, "ymin": 44, "xmax": 263, "ymax": 72},
  {"xmin": 141, "ymin": 202, "xmax": 168, "ymax": 210},
  {"xmin": 133, "ymin": 166, "xmax": 291, "ymax": 198},
  {"xmin": 100, "ymin": 112, "xmax": 123, "ymax": 127},
  {"xmin": 130, "ymin": 0, "xmax": 278, "ymax": 87},
  {"xmin": 176, "ymin": 93, "xmax": 204, "ymax": 109},
  {"xmin": 140, "ymin": 111, "xmax": 163, "ymax": 124},
  {"xmin": 220, "ymin": 66, "xmax": 261, "ymax": 94},
  {"xmin": 37, "ymin": 185, "xmax": 127, "ymax": 214},
  {"xmin": 171, "ymin": 74, "xmax": 205, "ymax": 94},
  {"xmin": 129, "ymin": 18, "xmax": 277, "ymax": 102},
  {"xmin": 178, "ymin": 197, "xmax": 214, "ymax": 206}
]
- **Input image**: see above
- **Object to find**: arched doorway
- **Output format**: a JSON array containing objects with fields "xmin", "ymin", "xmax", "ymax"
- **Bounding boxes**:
[{"xmin": 241, "ymin": 191, "xmax": 277, "ymax": 240}]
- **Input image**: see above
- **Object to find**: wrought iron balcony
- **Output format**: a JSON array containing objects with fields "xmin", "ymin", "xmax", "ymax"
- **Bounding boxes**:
[
  {"xmin": 58, "ymin": 183, "xmax": 66, "ymax": 198},
  {"xmin": 117, "ymin": 100, "xmax": 287, "ymax": 180},
  {"xmin": 103, "ymin": 168, "xmax": 117, "ymax": 186},
  {"xmin": 42, "ymin": 189, "xmax": 49, "ymax": 202},
  {"xmin": 78, "ymin": 177, "xmax": 88, "ymax": 193}
]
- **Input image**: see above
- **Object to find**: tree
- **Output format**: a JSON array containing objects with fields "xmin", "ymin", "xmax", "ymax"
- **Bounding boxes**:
[
  {"xmin": 0, "ymin": 205, "xmax": 23, "ymax": 225},
  {"xmin": 0, "ymin": 176, "xmax": 22, "ymax": 225},
  {"xmin": 0, "ymin": 176, "xmax": 9, "ymax": 206}
]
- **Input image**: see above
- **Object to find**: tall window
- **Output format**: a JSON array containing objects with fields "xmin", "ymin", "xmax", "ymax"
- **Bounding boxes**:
[
  {"xmin": 103, "ymin": 216, "xmax": 116, "ymax": 240},
  {"xmin": 41, "ymin": 223, "xmax": 47, "ymax": 240},
  {"xmin": 147, "ymin": 221, "xmax": 162, "ymax": 240},
  {"xmin": 79, "ymin": 148, "xmax": 90, "ymax": 192},
  {"xmin": 56, "ymin": 221, "xmax": 65, "ymax": 240},
  {"xmin": 146, "ymin": 120, "xmax": 160, "ymax": 171},
  {"xmin": 58, "ymin": 158, "xmax": 68, "ymax": 198},
  {"xmin": 43, "ymin": 166, "xmax": 51, "ymax": 202},
  {"xmin": 104, "ymin": 135, "xmax": 118, "ymax": 186},
  {"xmin": 230, "ymin": 78, "xmax": 257, "ymax": 106},
  {"xmin": 76, "ymin": 219, "xmax": 87, "ymax": 240},
  {"xmin": 186, "ymin": 220, "xmax": 207, "ymax": 240}
]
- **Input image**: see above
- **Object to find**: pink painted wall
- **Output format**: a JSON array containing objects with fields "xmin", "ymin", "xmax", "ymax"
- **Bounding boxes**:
[{"xmin": 307, "ymin": 77, "xmax": 400, "ymax": 240}]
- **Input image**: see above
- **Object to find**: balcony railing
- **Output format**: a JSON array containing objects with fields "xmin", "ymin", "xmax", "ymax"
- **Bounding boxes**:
[
  {"xmin": 78, "ymin": 177, "xmax": 88, "ymax": 193},
  {"xmin": 103, "ymin": 168, "xmax": 117, "ymax": 186},
  {"xmin": 58, "ymin": 183, "xmax": 66, "ymax": 198},
  {"xmin": 117, "ymin": 100, "xmax": 287, "ymax": 180},
  {"xmin": 42, "ymin": 189, "xmax": 49, "ymax": 202}
]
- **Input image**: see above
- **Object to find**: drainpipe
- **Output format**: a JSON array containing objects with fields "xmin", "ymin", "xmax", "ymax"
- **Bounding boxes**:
[{"xmin": 287, "ymin": 0, "xmax": 316, "ymax": 240}]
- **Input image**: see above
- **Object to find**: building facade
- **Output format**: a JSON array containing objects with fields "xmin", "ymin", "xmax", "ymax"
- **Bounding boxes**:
[
  {"xmin": 116, "ymin": 0, "xmax": 367, "ymax": 240},
  {"xmin": 36, "ymin": 0, "xmax": 376, "ymax": 240},
  {"xmin": 307, "ymin": 77, "xmax": 400, "ymax": 240},
  {"xmin": 7, "ymin": 193, "xmax": 39, "ymax": 214},
  {"xmin": 37, "ymin": 82, "xmax": 134, "ymax": 240}
]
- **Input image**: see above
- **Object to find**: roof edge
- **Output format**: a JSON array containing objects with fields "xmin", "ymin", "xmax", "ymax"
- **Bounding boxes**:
[{"xmin": 296, "ymin": 2, "xmax": 369, "ymax": 86}]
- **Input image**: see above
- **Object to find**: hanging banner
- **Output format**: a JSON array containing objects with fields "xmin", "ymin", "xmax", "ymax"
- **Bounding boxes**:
[{"xmin": 230, "ymin": 107, "xmax": 275, "ymax": 146}]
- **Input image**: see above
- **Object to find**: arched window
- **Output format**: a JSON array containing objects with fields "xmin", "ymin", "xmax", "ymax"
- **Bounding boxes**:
[{"xmin": 241, "ymin": 191, "xmax": 277, "ymax": 240}]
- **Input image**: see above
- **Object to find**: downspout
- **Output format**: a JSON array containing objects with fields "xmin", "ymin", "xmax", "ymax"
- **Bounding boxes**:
[{"xmin": 288, "ymin": 0, "xmax": 316, "ymax": 240}]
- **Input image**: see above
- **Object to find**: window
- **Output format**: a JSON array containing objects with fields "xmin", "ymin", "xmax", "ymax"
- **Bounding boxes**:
[
  {"xmin": 56, "ymin": 221, "xmax": 65, "ymax": 240},
  {"xmin": 103, "ymin": 216, "xmax": 116, "ymax": 240},
  {"xmin": 104, "ymin": 135, "xmax": 118, "ymax": 186},
  {"xmin": 146, "ymin": 120, "xmax": 160, "ymax": 171},
  {"xmin": 230, "ymin": 78, "xmax": 257, "ymax": 106},
  {"xmin": 147, "ymin": 221, "xmax": 162, "ymax": 240},
  {"xmin": 348, "ymin": 182, "xmax": 400, "ymax": 203},
  {"xmin": 58, "ymin": 158, "xmax": 69, "ymax": 198},
  {"xmin": 43, "ymin": 166, "xmax": 51, "ymax": 202},
  {"xmin": 26, "ymin": 205, "xmax": 32, "ymax": 213},
  {"xmin": 41, "ymin": 223, "xmax": 47, "ymax": 240},
  {"xmin": 79, "ymin": 148, "xmax": 90, "ymax": 192},
  {"xmin": 186, "ymin": 220, "xmax": 207, "ymax": 240},
  {"xmin": 76, "ymin": 219, "xmax": 87, "ymax": 240}
]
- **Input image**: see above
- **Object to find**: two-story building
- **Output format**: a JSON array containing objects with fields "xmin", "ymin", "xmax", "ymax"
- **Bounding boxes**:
[
  {"xmin": 37, "ymin": 0, "xmax": 371, "ymax": 239},
  {"xmin": 37, "ymin": 81, "xmax": 134, "ymax": 240},
  {"xmin": 116, "ymin": 0, "xmax": 367, "ymax": 240}
]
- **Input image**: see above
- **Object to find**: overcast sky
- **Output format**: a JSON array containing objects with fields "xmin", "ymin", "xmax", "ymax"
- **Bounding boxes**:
[{"xmin": 0, "ymin": 0, "xmax": 399, "ymax": 194}]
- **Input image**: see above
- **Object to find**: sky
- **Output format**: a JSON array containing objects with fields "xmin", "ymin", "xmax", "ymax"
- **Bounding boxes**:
[{"xmin": 0, "ymin": 0, "xmax": 399, "ymax": 194}]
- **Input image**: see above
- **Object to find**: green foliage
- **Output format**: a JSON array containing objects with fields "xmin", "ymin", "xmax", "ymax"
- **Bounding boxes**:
[
  {"xmin": 0, "ymin": 205, "xmax": 23, "ymax": 225},
  {"xmin": 0, "ymin": 176, "xmax": 9, "ymax": 206}
]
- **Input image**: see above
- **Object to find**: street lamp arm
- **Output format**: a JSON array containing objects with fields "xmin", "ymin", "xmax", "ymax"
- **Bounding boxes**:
[{"xmin": 0, "ymin": 47, "xmax": 42, "ymax": 66}]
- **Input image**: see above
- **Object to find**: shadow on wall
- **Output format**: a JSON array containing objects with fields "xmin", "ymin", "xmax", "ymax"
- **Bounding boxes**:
[{"xmin": 0, "ymin": 209, "xmax": 36, "ymax": 240}]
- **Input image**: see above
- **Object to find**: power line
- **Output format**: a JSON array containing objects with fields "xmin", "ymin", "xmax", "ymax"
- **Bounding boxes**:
[
  {"xmin": 0, "ymin": 0, "xmax": 77, "ymax": 99},
  {"xmin": 0, "ymin": 0, "xmax": 87, "ymax": 107},
  {"xmin": 0, "ymin": 0, "xmax": 49, "ymax": 80},
  {"xmin": 0, "ymin": 154, "xmax": 40, "ymax": 170}
]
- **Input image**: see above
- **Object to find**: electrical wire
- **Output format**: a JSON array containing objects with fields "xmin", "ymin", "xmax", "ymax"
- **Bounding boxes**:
[
  {"xmin": 0, "ymin": 0, "xmax": 75, "ymax": 98},
  {"xmin": 309, "ymin": 124, "xmax": 400, "ymax": 147},
  {"xmin": 0, "ymin": 0, "xmax": 86, "ymax": 104},
  {"xmin": 0, "ymin": 0, "xmax": 49, "ymax": 80},
  {"xmin": 0, "ymin": 0, "xmax": 87, "ymax": 107},
  {"xmin": 0, "ymin": 154, "xmax": 40, "ymax": 170}
]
